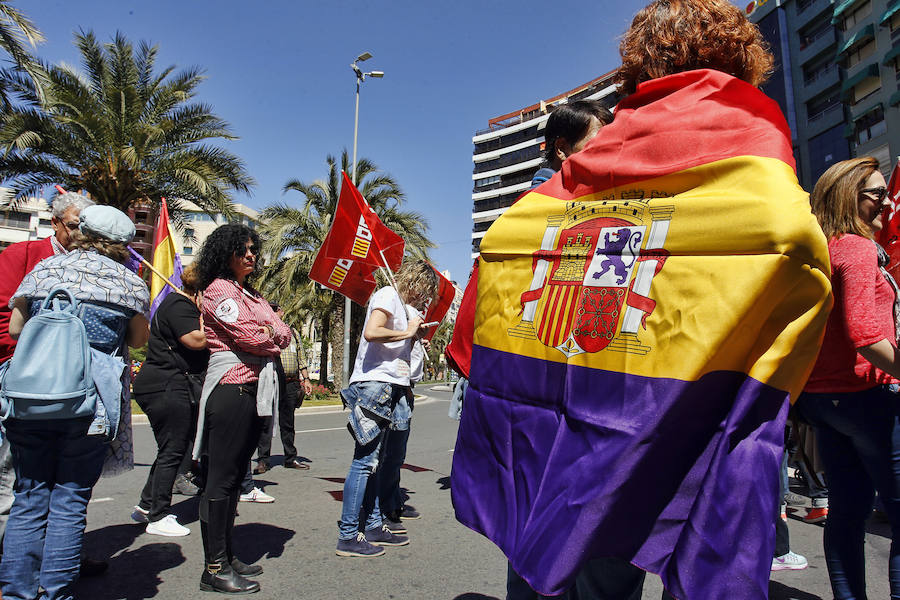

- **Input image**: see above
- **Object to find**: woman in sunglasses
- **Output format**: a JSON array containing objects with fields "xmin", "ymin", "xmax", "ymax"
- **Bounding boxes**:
[
  {"xmin": 798, "ymin": 157, "xmax": 900, "ymax": 599},
  {"xmin": 191, "ymin": 224, "xmax": 290, "ymax": 595}
]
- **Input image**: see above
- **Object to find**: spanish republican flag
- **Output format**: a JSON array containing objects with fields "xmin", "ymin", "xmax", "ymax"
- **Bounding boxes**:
[
  {"xmin": 451, "ymin": 70, "xmax": 832, "ymax": 600},
  {"xmin": 149, "ymin": 198, "xmax": 183, "ymax": 316}
]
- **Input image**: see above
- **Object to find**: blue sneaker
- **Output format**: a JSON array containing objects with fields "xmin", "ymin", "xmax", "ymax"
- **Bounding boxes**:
[
  {"xmin": 365, "ymin": 524, "xmax": 409, "ymax": 547},
  {"xmin": 336, "ymin": 532, "xmax": 385, "ymax": 558}
]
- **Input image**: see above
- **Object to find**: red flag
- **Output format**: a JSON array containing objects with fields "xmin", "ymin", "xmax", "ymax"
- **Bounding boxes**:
[
  {"xmin": 879, "ymin": 157, "xmax": 900, "ymax": 276},
  {"xmin": 421, "ymin": 266, "xmax": 456, "ymax": 342},
  {"xmin": 309, "ymin": 172, "xmax": 405, "ymax": 305}
]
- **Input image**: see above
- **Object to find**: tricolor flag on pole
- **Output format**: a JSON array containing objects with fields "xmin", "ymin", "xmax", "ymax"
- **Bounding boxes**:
[
  {"xmin": 149, "ymin": 198, "xmax": 184, "ymax": 316},
  {"xmin": 878, "ymin": 157, "xmax": 900, "ymax": 277},
  {"xmin": 309, "ymin": 171, "xmax": 404, "ymax": 305}
]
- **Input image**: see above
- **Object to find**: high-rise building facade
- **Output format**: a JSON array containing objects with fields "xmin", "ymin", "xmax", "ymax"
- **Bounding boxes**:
[
  {"xmin": 749, "ymin": 0, "xmax": 900, "ymax": 189},
  {"xmin": 470, "ymin": 72, "xmax": 620, "ymax": 258}
]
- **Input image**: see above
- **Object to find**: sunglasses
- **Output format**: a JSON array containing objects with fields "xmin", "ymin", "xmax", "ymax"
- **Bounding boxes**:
[
  {"xmin": 860, "ymin": 187, "xmax": 889, "ymax": 202},
  {"xmin": 235, "ymin": 245, "xmax": 260, "ymax": 256}
]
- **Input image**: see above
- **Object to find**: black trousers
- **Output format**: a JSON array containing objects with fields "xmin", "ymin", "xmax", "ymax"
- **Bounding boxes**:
[
  {"xmin": 257, "ymin": 380, "xmax": 301, "ymax": 464},
  {"xmin": 136, "ymin": 381, "xmax": 197, "ymax": 522},
  {"xmin": 201, "ymin": 383, "xmax": 263, "ymax": 502},
  {"xmin": 507, "ymin": 559, "xmax": 676, "ymax": 600}
]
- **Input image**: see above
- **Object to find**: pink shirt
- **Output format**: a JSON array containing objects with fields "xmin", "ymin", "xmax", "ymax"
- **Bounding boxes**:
[
  {"xmin": 202, "ymin": 278, "xmax": 290, "ymax": 384},
  {"xmin": 805, "ymin": 234, "xmax": 899, "ymax": 393}
]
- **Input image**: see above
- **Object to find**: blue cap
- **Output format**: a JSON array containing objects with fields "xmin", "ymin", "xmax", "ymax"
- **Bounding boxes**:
[{"xmin": 79, "ymin": 205, "xmax": 136, "ymax": 243}]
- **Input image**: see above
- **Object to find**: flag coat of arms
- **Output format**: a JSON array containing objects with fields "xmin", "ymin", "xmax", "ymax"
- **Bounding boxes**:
[
  {"xmin": 450, "ymin": 70, "xmax": 832, "ymax": 599},
  {"xmin": 309, "ymin": 172, "xmax": 405, "ymax": 305}
]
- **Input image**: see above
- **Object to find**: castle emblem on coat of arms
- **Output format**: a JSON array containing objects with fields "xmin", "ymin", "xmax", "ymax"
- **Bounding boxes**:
[{"xmin": 508, "ymin": 192, "xmax": 675, "ymax": 357}]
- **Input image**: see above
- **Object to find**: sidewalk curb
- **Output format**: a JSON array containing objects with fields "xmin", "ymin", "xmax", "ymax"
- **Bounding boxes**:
[{"xmin": 130, "ymin": 385, "xmax": 449, "ymax": 424}]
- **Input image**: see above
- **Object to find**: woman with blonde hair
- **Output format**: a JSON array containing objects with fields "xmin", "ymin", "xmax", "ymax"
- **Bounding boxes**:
[
  {"xmin": 335, "ymin": 258, "xmax": 437, "ymax": 558},
  {"xmin": 798, "ymin": 157, "xmax": 900, "ymax": 599}
]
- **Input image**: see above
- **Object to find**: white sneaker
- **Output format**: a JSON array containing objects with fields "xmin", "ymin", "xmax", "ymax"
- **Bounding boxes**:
[
  {"xmin": 772, "ymin": 551, "xmax": 808, "ymax": 571},
  {"xmin": 239, "ymin": 487, "xmax": 274, "ymax": 503},
  {"xmin": 145, "ymin": 514, "xmax": 190, "ymax": 537},
  {"xmin": 131, "ymin": 505, "xmax": 149, "ymax": 524}
]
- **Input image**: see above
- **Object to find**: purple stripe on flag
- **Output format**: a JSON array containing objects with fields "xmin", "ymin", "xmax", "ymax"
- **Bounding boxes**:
[
  {"xmin": 451, "ymin": 344, "xmax": 788, "ymax": 599},
  {"xmin": 149, "ymin": 253, "xmax": 184, "ymax": 318}
]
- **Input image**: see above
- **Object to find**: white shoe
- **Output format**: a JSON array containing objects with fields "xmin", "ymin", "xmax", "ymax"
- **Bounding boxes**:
[
  {"xmin": 131, "ymin": 505, "xmax": 149, "ymax": 524},
  {"xmin": 145, "ymin": 514, "xmax": 190, "ymax": 537},
  {"xmin": 772, "ymin": 551, "xmax": 808, "ymax": 571},
  {"xmin": 239, "ymin": 487, "xmax": 274, "ymax": 503}
]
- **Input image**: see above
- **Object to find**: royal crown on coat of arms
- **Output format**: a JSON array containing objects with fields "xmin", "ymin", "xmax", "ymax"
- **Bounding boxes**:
[{"xmin": 508, "ymin": 190, "xmax": 675, "ymax": 357}]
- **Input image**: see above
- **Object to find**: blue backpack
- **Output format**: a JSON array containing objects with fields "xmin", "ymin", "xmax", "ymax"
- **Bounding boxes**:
[{"xmin": 0, "ymin": 286, "xmax": 98, "ymax": 421}]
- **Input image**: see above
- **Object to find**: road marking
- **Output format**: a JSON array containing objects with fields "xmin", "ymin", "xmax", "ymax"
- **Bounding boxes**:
[
  {"xmin": 89, "ymin": 497, "xmax": 114, "ymax": 504},
  {"xmin": 297, "ymin": 426, "xmax": 345, "ymax": 434}
]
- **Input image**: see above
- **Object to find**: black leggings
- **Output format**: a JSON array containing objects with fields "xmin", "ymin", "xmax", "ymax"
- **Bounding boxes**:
[
  {"xmin": 136, "ymin": 381, "xmax": 197, "ymax": 521},
  {"xmin": 201, "ymin": 383, "xmax": 263, "ymax": 502}
]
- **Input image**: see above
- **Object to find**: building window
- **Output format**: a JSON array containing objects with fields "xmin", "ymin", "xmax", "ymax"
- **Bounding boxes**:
[
  {"xmin": 475, "ymin": 175, "xmax": 501, "ymax": 188},
  {"xmin": 134, "ymin": 211, "xmax": 148, "ymax": 224},
  {"xmin": 803, "ymin": 58, "xmax": 837, "ymax": 85},
  {"xmin": 852, "ymin": 72, "xmax": 881, "ymax": 104},
  {"xmin": 799, "ymin": 18, "xmax": 833, "ymax": 50},
  {"xmin": 855, "ymin": 106, "xmax": 887, "ymax": 144},
  {"xmin": 846, "ymin": 39, "xmax": 876, "ymax": 69},
  {"xmin": 0, "ymin": 210, "xmax": 31, "ymax": 229},
  {"xmin": 842, "ymin": 0, "xmax": 872, "ymax": 31},
  {"xmin": 185, "ymin": 228, "xmax": 194, "ymax": 238},
  {"xmin": 183, "ymin": 246, "xmax": 193, "ymax": 255},
  {"xmin": 38, "ymin": 218, "xmax": 51, "ymax": 227},
  {"xmin": 807, "ymin": 89, "xmax": 842, "ymax": 121},
  {"xmin": 133, "ymin": 229, "xmax": 147, "ymax": 242}
]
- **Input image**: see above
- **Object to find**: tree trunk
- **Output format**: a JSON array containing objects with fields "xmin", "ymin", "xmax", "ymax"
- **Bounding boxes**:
[
  {"xmin": 328, "ymin": 296, "xmax": 345, "ymax": 390},
  {"xmin": 318, "ymin": 316, "xmax": 329, "ymax": 388}
]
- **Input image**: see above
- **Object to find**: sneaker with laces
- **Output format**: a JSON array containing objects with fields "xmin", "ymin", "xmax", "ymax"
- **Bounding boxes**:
[
  {"xmin": 365, "ymin": 524, "xmax": 410, "ymax": 547},
  {"xmin": 804, "ymin": 506, "xmax": 828, "ymax": 523},
  {"xmin": 239, "ymin": 487, "xmax": 275, "ymax": 503},
  {"xmin": 131, "ymin": 505, "xmax": 149, "ymax": 524},
  {"xmin": 399, "ymin": 505, "xmax": 421, "ymax": 520},
  {"xmin": 145, "ymin": 514, "xmax": 190, "ymax": 537},
  {"xmin": 772, "ymin": 551, "xmax": 808, "ymax": 571},
  {"xmin": 336, "ymin": 532, "xmax": 386, "ymax": 558},
  {"xmin": 172, "ymin": 474, "xmax": 199, "ymax": 496},
  {"xmin": 784, "ymin": 491, "xmax": 808, "ymax": 506},
  {"xmin": 383, "ymin": 516, "xmax": 407, "ymax": 535}
]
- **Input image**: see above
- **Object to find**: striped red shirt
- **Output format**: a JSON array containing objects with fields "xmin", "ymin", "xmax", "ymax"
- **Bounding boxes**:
[{"xmin": 202, "ymin": 278, "xmax": 290, "ymax": 384}]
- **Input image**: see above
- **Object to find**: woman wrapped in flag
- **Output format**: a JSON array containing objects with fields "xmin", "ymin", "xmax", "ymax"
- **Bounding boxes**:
[{"xmin": 450, "ymin": 1, "xmax": 833, "ymax": 598}]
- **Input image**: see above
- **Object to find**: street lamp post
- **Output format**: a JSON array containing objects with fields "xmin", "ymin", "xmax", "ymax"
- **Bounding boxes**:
[{"xmin": 343, "ymin": 51, "xmax": 384, "ymax": 387}]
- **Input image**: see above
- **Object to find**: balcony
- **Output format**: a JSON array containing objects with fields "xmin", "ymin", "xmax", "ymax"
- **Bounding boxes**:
[
  {"xmin": 806, "ymin": 102, "xmax": 846, "ymax": 137},
  {"xmin": 798, "ymin": 26, "xmax": 838, "ymax": 66},
  {"xmin": 800, "ymin": 64, "xmax": 841, "ymax": 101},
  {"xmin": 795, "ymin": 0, "xmax": 837, "ymax": 28}
]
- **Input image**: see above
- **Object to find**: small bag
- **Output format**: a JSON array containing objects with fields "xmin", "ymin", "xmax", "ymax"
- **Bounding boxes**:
[{"xmin": 0, "ymin": 287, "xmax": 98, "ymax": 421}]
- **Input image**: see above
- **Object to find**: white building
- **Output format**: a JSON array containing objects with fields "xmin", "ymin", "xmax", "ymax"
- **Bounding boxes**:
[
  {"xmin": 0, "ymin": 196, "xmax": 54, "ymax": 250},
  {"xmin": 175, "ymin": 201, "xmax": 261, "ymax": 264}
]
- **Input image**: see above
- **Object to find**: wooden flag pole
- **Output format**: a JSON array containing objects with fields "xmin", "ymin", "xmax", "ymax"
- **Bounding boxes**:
[{"xmin": 127, "ymin": 247, "xmax": 192, "ymax": 300}]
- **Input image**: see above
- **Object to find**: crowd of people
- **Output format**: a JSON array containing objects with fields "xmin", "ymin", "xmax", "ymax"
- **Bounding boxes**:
[{"xmin": 0, "ymin": 0, "xmax": 899, "ymax": 598}]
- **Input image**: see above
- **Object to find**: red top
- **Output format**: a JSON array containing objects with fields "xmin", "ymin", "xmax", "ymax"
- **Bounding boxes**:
[
  {"xmin": 0, "ymin": 237, "xmax": 54, "ymax": 363},
  {"xmin": 202, "ymin": 278, "xmax": 291, "ymax": 384},
  {"xmin": 805, "ymin": 234, "xmax": 899, "ymax": 393}
]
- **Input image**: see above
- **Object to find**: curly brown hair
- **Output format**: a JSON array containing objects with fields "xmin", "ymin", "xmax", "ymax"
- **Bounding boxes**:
[
  {"xmin": 69, "ymin": 232, "xmax": 131, "ymax": 264},
  {"xmin": 617, "ymin": 0, "xmax": 774, "ymax": 95}
]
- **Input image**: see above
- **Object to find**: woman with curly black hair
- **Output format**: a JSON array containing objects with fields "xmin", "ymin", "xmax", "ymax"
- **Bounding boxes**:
[{"xmin": 190, "ymin": 224, "xmax": 290, "ymax": 595}]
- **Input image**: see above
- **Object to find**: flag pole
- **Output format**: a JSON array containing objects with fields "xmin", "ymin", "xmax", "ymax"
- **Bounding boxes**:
[{"xmin": 127, "ymin": 246, "xmax": 192, "ymax": 300}]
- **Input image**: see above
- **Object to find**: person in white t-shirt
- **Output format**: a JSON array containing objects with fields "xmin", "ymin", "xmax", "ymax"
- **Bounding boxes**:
[{"xmin": 335, "ymin": 260, "xmax": 438, "ymax": 558}]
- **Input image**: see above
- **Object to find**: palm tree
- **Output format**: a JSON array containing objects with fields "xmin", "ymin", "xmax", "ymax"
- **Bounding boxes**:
[
  {"xmin": 0, "ymin": 1, "xmax": 45, "ymax": 110},
  {"xmin": 256, "ymin": 150, "xmax": 435, "ymax": 388},
  {"xmin": 0, "ymin": 30, "xmax": 254, "ymax": 216}
]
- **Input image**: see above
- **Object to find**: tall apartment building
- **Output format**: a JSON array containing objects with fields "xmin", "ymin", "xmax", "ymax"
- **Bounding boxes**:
[
  {"xmin": 749, "ymin": 0, "xmax": 900, "ymax": 189},
  {"xmin": 470, "ymin": 72, "xmax": 620, "ymax": 258},
  {"xmin": 0, "ymin": 197, "xmax": 53, "ymax": 250},
  {"xmin": 176, "ymin": 201, "xmax": 260, "ymax": 265}
]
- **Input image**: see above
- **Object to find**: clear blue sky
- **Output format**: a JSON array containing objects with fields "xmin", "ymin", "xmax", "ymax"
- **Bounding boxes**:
[{"xmin": 25, "ymin": 0, "xmax": 661, "ymax": 283}]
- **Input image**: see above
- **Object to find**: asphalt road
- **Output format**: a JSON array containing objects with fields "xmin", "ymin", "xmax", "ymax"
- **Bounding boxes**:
[{"xmin": 73, "ymin": 385, "xmax": 891, "ymax": 599}]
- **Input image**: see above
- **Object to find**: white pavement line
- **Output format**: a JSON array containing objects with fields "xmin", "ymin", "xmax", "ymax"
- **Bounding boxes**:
[
  {"xmin": 89, "ymin": 497, "xmax": 114, "ymax": 504},
  {"xmin": 297, "ymin": 426, "xmax": 346, "ymax": 434}
]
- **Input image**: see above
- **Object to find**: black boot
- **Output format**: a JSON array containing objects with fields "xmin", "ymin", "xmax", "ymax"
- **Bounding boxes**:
[
  {"xmin": 227, "ymin": 491, "xmax": 263, "ymax": 576},
  {"xmin": 199, "ymin": 497, "xmax": 260, "ymax": 594}
]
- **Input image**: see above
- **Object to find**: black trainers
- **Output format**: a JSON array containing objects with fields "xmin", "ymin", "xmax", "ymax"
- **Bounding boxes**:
[
  {"xmin": 365, "ymin": 524, "xmax": 409, "ymax": 547},
  {"xmin": 383, "ymin": 516, "xmax": 407, "ymax": 535},
  {"xmin": 399, "ymin": 505, "xmax": 421, "ymax": 520},
  {"xmin": 335, "ymin": 532, "xmax": 385, "ymax": 558}
]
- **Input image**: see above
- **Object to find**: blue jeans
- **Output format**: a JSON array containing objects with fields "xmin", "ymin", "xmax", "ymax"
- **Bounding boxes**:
[
  {"xmin": 338, "ymin": 432, "xmax": 387, "ymax": 539},
  {"xmin": 0, "ymin": 437, "xmax": 15, "ymax": 547},
  {"xmin": 0, "ymin": 419, "xmax": 106, "ymax": 600},
  {"xmin": 797, "ymin": 386, "xmax": 900, "ymax": 600},
  {"xmin": 379, "ymin": 427, "xmax": 410, "ymax": 515}
]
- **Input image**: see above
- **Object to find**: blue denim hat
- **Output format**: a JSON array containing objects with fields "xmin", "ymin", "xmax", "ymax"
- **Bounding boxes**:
[{"xmin": 79, "ymin": 205, "xmax": 135, "ymax": 243}]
